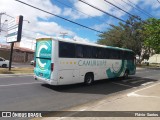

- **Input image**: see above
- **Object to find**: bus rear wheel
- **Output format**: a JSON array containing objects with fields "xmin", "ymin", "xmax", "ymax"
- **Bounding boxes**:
[{"xmin": 84, "ymin": 73, "xmax": 94, "ymax": 85}]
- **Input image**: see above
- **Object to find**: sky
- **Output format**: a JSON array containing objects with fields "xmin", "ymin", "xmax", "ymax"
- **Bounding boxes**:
[{"xmin": 0, "ymin": 0, "xmax": 160, "ymax": 49}]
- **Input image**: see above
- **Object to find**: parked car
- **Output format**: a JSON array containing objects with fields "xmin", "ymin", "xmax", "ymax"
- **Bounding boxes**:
[
  {"xmin": 0, "ymin": 57, "xmax": 9, "ymax": 68},
  {"xmin": 30, "ymin": 60, "xmax": 34, "ymax": 65}
]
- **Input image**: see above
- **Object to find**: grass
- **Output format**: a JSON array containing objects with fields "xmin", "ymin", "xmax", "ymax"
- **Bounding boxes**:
[
  {"xmin": 0, "ymin": 67, "xmax": 34, "ymax": 74},
  {"xmin": 137, "ymin": 63, "xmax": 160, "ymax": 68}
]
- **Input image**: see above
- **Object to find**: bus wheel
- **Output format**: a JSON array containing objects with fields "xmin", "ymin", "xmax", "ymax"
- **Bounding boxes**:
[
  {"xmin": 84, "ymin": 73, "xmax": 94, "ymax": 85},
  {"xmin": 124, "ymin": 70, "xmax": 129, "ymax": 79}
]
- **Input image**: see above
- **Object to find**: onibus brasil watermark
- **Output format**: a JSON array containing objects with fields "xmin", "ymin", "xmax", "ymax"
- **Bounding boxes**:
[{"xmin": 1, "ymin": 112, "xmax": 42, "ymax": 118}]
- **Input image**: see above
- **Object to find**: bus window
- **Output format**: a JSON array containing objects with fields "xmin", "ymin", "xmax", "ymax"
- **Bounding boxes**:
[
  {"xmin": 97, "ymin": 48, "xmax": 104, "ymax": 59},
  {"xmin": 59, "ymin": 41, "xmax": 75, "ymax": 58},
  {"xmin": 76, "ymin": 45, "xmax": 83, "ymax": 58},
  {"xmin": 117, "ymin": 50, "xmax": 123, "ymax": 59},
  {"xmin": 92, "ymin": 47, "xmax": 98, "ymax": 58},
  {"xmin": 123, "ymin": 51, "xmax": 135, "ymax": 60},
  {"xmin": 83, "ymin": 46, "xmax": 92, "ymax": 58}
]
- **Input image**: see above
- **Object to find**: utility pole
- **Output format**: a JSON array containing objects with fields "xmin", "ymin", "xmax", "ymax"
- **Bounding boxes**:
[
  {"xmin": 0, "ymin": 12, "xmax": 6, "ymax": 33},
  {"xmin": 60, "ymin": 32, "xmax": 68, "ymax": 38}
]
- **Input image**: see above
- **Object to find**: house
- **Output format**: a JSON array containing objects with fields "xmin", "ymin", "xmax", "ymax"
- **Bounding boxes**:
[
  {"xmin": 0, "ymin": 43, "xmax": 34, "ymax": 63},
  {"xmin": 148, "ymin": 54, "xmax": 160, "ymax": 64}
]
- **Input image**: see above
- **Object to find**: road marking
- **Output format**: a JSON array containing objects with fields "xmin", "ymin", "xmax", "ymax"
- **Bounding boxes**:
[
  {"xmin": 122, "ymin": 79, "xmax": 133, "ymax": 82},
  {"xmin": 0, "ymin": 82, "xmax": 42, "ymax": 87},
  {"xmin": 127, "ymin": 92, "xmax": 141, "ymax": 97},
  {"xmin": 111, "ymin": 82, "xmax": 135, "ymax": 88},
  {"xmin": 127, "ymin": 92, "xmax": 160, "ymax": 99},
  {"xmin": 131, "ymin": 80, "xmax": 145, "ymax": 84},
  {"xmin": 127, "ymin": 82, "xmax": 160, "ymax": 98},
  {"xmin": 133, "ymin": 81, "xmax": 160, "ymax": 93},
  {"xmin": 141, "ymin": 82, "xmax": 154, "ymax": 86},
  {"xmin": 122, "ymin": 78, "xmax": 140, "ymax": 82},
  {"xmin": 143, "ymin": 75, "xmax": 158, "ymax": 79}
]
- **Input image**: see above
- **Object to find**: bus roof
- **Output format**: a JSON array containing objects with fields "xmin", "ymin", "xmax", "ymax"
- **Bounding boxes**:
[{"xmin": 36, "ymin": 37, "xmax": 134, "ymax": 52}]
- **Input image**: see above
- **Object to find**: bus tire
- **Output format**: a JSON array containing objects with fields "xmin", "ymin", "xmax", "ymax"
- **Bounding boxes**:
[
  {"xmin": 124, "ymin": 70, "xmax": 129, "ymax": 79},
  {"xmin": 84, "ymin": 73, "xmax": 94, "ymax": 85}
]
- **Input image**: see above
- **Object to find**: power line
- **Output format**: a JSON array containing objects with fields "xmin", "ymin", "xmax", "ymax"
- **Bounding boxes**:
[
  {"xmin": 14, "ymin": 0, "xmax": 104, "ymax": 34},
  {"xmin": 121, "ymin": 0, "xmax": 149, "ymax": 18},
  {"xmin": 54, "ymin": 0, "xmax": 111, "ymax": 27},
  {"xmin": 55, "ymin": 0, "xmax": 124, "ymax": 32},
  {"xmin": 127, "ymin": 0, "xmax": 155, "ymax": 18},
  {"xmin": 103, "ymin": 0, "xmax": 141, "ymax": 21},
  {"xmin": 128, "ymin": 0, "xmax": 154, "ymax": 18},
  {"xmin": 78, "ymin": 0, "xmax": 132, "ymax": 25}
]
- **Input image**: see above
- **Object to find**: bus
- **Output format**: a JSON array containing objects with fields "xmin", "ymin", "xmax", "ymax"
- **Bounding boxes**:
[{"xmin": 34, "ymin": 37, "xmax": 136, "ymax": 85}]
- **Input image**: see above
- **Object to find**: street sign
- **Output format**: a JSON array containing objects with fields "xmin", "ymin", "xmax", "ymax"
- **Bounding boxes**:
[{"xmin": 6, "ymin": 15, "xmax": 23, "ymax": 43}]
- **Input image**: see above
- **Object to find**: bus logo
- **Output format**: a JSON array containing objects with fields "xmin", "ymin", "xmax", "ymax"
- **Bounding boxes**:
[{"xmin": 36, "ymin": 41, "xmax": 52, "ymax": 70}]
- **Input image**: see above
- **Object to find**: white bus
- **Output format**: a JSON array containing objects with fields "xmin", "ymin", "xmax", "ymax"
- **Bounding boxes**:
[{"xmin": 34, "ymin": 37, "xmax": 136, "ymax": 85}]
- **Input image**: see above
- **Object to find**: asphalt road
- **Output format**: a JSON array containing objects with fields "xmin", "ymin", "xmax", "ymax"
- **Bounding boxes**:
[{"xmin": 0, "ymin": 68, "xmax": 159, "ymax": 112}]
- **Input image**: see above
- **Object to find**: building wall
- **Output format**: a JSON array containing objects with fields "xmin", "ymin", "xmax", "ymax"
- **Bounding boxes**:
[{"xmin": 0, "ymin": 48, "xmax": 34, "ymax": 63}]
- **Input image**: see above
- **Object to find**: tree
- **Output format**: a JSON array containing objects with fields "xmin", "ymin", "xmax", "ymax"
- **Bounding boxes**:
[
  {"xmin": 142, "ymin": 18, "xmax": 160, "ymax": 53},
  {"xmin": 98, "ymin": 25, "xmax": 123, "ymax": 47},
  {"xmin": 98, "ymin": 16, "xmax": 144, "ymax": 57}
]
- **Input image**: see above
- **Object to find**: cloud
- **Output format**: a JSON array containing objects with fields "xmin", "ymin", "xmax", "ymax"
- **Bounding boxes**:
[
  {"xmin": 72, "ymin": 35, "xmax": 91, "ymax": 43},
  {"xmin": 1, "ymin": 0, "xmax": 160, "ymax": 48},
  {"xmin": 74, "ymin": 0, "xmax": 110, "ymax": 17},
  {"xmin": 62, "ymin": 7, "xmax": 88, "ymax": 20},
  {"xmin": 62, "ymin": 0, "xmax": 111, "ymax": 19},
  {"xmin": 0, "ymin": 0, "xmax": 63, "ymax": 35},
  {"xmin": 33, "ymin": 21, "xmax": 75, "ymax": 36},
  {"xmin": 142, "ymin": 0, "xmax": 160, "ymax": 10},
  {"xmin": 0, "ymin": 0, "xmax": 61, "ymax": 22},
  {"xmin": 62, "ymin": 0, "xmax": 140, "ymax": 19},
  {"xmin": 92, "ymin": 23, "xmax": 109, "ymax": 31},
  {"xmin": 0, "ymin": 0, "xmax": 94, "ymax": 47}
]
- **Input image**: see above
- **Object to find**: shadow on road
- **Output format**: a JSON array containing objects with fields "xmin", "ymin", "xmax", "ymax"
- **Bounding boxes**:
[{"xmin": 41, "ymin": 77, "xmax": 158, "ymax": 95}]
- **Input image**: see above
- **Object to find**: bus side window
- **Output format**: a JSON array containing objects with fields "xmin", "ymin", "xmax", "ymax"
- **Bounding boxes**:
[
  {"xmin": 105, "ymin": 49, "xmax": 109, "ymax": 59},
  {"xmin": 123, "ymin": 51, "xmax": 134, "ymax": 60},
  {"xmin": 99, "ymin": 48, "xmax": 105, "ymax": 59},
  {"xmin": 110, "ymin": 50, "xmax": 115, "ymax": 59},
  {"xmin": 97, "ymin": 48, "xmax": 102, "ymax": 59},
  {"xmin": 92, "ymin": 47, "xmax": 97, "ymax": 59},
  {"xmin": 123, "ymin": 51, "xmax": 127, "ymax": 60},
  {"xmin": 76, "ymin": 45, "xmax": 83, "ymax": 58},
  {"xmin": 59, "ymin": 41, "xmax": 75, "ymax": 58},
  {"xmin": 83, "ymin": 46, "xmax": 92, "ymax": 58},
  {"xmin": 101, "ymin": 48, "xmax": 106, "ymax": 59},
  {"xmin": 118, "ymin": 50, "xmax": 123, "ymax": 59}
]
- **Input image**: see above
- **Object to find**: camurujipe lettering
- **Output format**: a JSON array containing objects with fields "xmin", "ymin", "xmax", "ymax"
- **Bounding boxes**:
[
  {"xmin": 40, "ymin": 53, "xmax": 51, "ymax": 57},
  {"xmin": 78, "ymin": 60, "xmax": 106, "ymax": 66}
]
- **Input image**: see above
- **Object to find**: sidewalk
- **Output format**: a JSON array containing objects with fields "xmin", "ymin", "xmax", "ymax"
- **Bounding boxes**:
[{"xmin": 42, "ymin": 81, "xmax": 160, "ymax": 119}]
